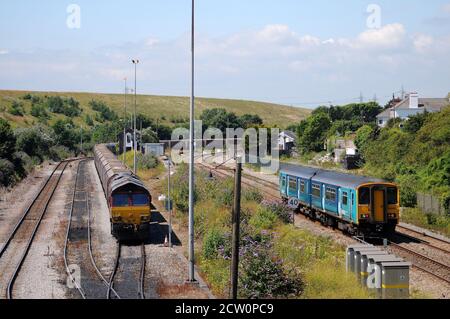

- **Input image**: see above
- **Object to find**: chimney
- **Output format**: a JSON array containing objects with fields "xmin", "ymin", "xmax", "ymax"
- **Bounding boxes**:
[{"xmin": 409, "ymin": 92, "xmax": 419, "ymax": 109}]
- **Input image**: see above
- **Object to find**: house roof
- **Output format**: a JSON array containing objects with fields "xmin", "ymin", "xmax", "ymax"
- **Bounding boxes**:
[
  {"xmin": 280, "ymin": 130, "xmax": 296, "ymax": 139},
  {"xmin": 377, "ymin": 96, "xmax": 449, "ymax": 118}
]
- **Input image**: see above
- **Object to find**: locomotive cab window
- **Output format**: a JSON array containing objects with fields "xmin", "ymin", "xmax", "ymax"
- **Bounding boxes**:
[
  {"xmin": 358, "ymin": 187, "xmax": 370, "ymax": 205},
  {"xmin": 342, "ymin": 192, "xmax": 348, "ymax": 205},
  {"xmin": 387, "ymin": 187, "xmax": 398, "ymax": 205},
  {"xmin": 325, "ymin": 187, "xmax": 337, "ymax": 201},
  {"xmin": 312, "ymin": 184, "xmax": 321, "ymax": 198},
  {"xmin": 112, "ymin": 194, "xmax": 129, "ymax": 207},
  {"xmin": 300, "ymin": 180, "xmax": 306, "ymax": 193},
  {"xmin": 132, "ymin": 194, "xmax": 149, "ymax": 206}
]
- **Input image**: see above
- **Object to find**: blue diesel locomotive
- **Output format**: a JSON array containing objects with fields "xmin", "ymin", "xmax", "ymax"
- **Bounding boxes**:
[{"xmin": 279, "ymin": 163, "xmax": 399, "ymax": 235}]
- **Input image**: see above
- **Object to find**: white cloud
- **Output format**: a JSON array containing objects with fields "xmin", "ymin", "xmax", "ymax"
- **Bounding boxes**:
[
  {"xmin": 355, "ymin": 23, "xmax": 406, "ymax": 49},
  {"xmin": 413, "ymin": 34, "xmax": 434, "ymax": 53},
  {"xmin": 0, "ymin": 50, "xmax": 8, "ymax": 55}
]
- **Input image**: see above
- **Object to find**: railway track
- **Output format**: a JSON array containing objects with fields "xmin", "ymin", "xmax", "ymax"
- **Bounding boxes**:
[
  {"xmin": 64, "ymin": 159, "xmax": 121, "ymax": 299},
  {"xmin": 395, "ymin": 225, "xmax": 450, "ymax": 255},
  {"xmin": 199, "ymin": 160, "xmax": 450, "ymax": 286},
  {"xmin": 0, "ymin": 160, "xmax": 71, "ymax": 299},
  {"xmin": 107, "ymin": 243, "xmax": 146, "ymax": 299},
  {"xmin": 388, "ymin": 241, "xmax": 450, "ymax": 284},
  {"xmin": 196, "ymin": 162, "xmax": 280, "ymax": 201}
]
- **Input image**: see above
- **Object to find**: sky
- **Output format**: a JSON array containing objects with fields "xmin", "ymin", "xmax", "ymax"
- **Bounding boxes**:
[{"xmin": 0, "ymin": 0, "xmax": 449, "ymax": 108}]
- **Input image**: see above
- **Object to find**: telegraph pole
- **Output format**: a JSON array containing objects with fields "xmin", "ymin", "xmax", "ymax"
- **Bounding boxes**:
[
  {"xmin": 188, "ymin": 0, "xmax": 196, "ymax": 283},
  {"xmin": 168, "ymin": 156, "xmax": 173, "ymax": 248},
  {"xmin": 230, "ymin": 158, "xmax": 242, "ymax": 299},
  {"xmin": 132, "ymin": 59, "xmax": 139, "ymax": 174}
]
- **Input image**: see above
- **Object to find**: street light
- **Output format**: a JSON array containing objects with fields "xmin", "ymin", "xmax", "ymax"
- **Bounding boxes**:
[
  {"xmin": 188, "ymin": 0, "xmax": 196, "ymax": 283},
  {"xmin": 123, "ymin": 77, "xmax": 128, "ymax": 164},
  {"xmin": 132, "ymin": 59, "xmax": 139, "ymax": 175}
]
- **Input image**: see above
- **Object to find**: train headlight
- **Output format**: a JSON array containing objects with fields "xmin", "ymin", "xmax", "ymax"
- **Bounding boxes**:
[
  {"xmin": 141, "ymin": 215, "xmax": 150, "ymax": 222},
  {"xmin": 360, "ymin": 214, "xmax": 370, "ymax": 219},
  {"xmin": 112, "ymin": 216, "xmax": 122, "ymax": 222},
  {"xmin": 388, "ymin": 213, "xmax": 397, "ymax": 219}
]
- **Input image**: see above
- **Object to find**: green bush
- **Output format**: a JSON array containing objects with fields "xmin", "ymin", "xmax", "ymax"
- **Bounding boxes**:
[
  {"xmin": 243, "ymin": 188, "xmax": 263, "ymax": 202},
  {"xmin": 30, "ymin": 104, "xmax": 49, "ymax": 120},
  {"xmin": 202, "ymin": 228, "xmax": 226, "ymax": 260},
  {"xmin": 9, "ymin": 101, "xmax": 25, "ymax": 116},
  {"xmin": 49, "ymin": 145, "xmax": 73, "ymax": 161},
  {"xmin": 89, "ymin": 100, "xmax": 117, "ymax": 121},
  {"xmin": 0, "ymin": 158, "xmax": 15, "ymax": 187},
  {"xmin": 14, "ymin": 125, "xmax": 55, "ymax": 159},
  {"xmin": 137, "ymin": 153, "xmax": 159, "ymax": 170},
  {"xmin": 249, "ymin": 206, "xmax": 278, "ymax": 231},
  {"xmin": 0, "ymin": 118, "xmax": 16, "ymax": 159}
]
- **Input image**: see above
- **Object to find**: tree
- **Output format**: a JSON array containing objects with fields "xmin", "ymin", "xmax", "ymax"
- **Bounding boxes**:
[
  {"xmin": 9, "ymin": 101, "xmax": 25, "ymax": 116},
  {"xmin": 200, "ymin": 108, "xmax": 241, "ymax": 133},
  {"xmin": 14, "ymin": 125, "xmax": 55, "ymax": 159},
  {"xmin": 0, "ymin": 118, "xmax": 16, "ymax": 159},
  {"xmin": 239, "ymin": 114, "xmax": 263, "ymax": 129},
  {"xmin": 297, "ymin": 113, "xmax": 332, "ymax": 153},
  {"xmin": 141, "ymin": 128, "xmax": 159, "ymax": 143},
  {"xmin": 355, "ymin": 125, "xmax": 375, "ymax": 153},
  {"xmin": 52, "ymin": 119, "xmax": 79, "ymax": 150},
  {"xmin": 403, "ymin": 111, "xmax": 430, "ymax": 134}
]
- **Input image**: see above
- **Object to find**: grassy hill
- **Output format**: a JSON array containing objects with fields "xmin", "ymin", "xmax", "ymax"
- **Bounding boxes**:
[{"xmin": 0, "ymin": 90, "xmax": 310, "ymax": 129}]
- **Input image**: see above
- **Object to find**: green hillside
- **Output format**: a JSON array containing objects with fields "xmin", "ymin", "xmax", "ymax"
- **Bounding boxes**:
[{"xmin": 0, "ymin": 90, "xmax": 310, "ymax": 129}]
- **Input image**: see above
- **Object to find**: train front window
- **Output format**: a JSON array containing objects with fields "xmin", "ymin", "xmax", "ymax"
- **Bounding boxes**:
[
  {"xmin": 132, "ymin": 194, "xmax": 149, "ymax": 206},
  {"xmin": 359, "ymin": 187, "xmax": 370, "ymax": 205},
  {"xmin": 387, "ymin": 187, "xmax": 398, "ymax": 205},
  {"xmin": 113, "ymin": 194, "xmax": 129, "ymax": 207}
]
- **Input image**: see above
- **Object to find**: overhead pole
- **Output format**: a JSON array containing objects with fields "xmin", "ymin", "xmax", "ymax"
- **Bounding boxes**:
[
  {"xmin": 188, "ymin": 0, "xmax": 196, "ymax": 283},
  {"xmin": 132, "ymin": 59, "xmax": 139, "ymax": 174},
  {"xmin": 123, "ymin": 77, "xmax": 127, "ymax": 164}
]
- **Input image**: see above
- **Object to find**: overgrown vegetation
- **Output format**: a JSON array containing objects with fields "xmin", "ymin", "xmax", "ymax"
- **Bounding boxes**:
[{"xmin": 169, "ymin": 164, "xmax": 371, "ymax": 299}]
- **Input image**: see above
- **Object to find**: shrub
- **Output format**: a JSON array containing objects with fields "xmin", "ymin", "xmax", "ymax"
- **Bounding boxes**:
[
  {"xmin": 49, "ymin": 145, "xmax": 73, "ymax": 161},
  {"xmin": 89, "ymin": 100, "xmax": 118, "ymax": 121},
  {"xmin": 14, "ymin": 125, "xmax": 55, "ymax": 159},
  {"xmin": 249, "ymin": 206, "xmax": 278, "ymax": 231},
  {"xmin": 396, "ymin": 174, "xmax": 418, "ymax": 207},
  {"xmin": 203, "ymin": 228, "xmax": 226, "ymax": 260},
  {"xmin": 239, "ymin": 237, "xmax": 303, "ymax": 299},
  {"xmin": 0, "ymin": 158, "xmax": 15, "ymax": 187},
  {"xmin": 261, "ymin": 200, "xmax": 293, "ymax": 224},
  {"xmin": 137, "ymin": 153, "xmax": 159, "ymax": 170},
  {"xmin": 0, "ymin": 118, "xmax": 16, "ymax": 159},
  {"xmin": 30, "ymin": 104, "xmax": 49, "ymax": 120},
  {"xmin": 243, "ymin": 188, "xmax": 263, "ymax": 203},
  {"xmin": 9, "ymin": 101, "xmax": 25, "ymax": 116}
]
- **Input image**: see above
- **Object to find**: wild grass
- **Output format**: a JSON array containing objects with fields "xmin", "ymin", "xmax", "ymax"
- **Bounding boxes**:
[
  {"xmin": 0, "ymin": 90, "xmax": 310, "ymax": 129},
  {"xmin": 401, "ymin": 208, "xmax": 450, "ymax": 237}
]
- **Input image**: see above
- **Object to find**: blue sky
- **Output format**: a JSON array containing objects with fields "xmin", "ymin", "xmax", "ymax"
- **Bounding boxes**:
[{"xmin": 1, "ymin": 0, "xmax": 449, "ymax": 108}]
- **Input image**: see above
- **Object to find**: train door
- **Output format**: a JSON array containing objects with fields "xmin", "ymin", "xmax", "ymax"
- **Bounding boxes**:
[{"xmin": 373, "ymin": 189, "xmax": 385, "ymax": 222}]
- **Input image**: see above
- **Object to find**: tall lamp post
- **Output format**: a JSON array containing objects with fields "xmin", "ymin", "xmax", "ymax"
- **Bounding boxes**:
[
  {"xmin": 123, "ymin": 77, "xmax": 128, "ymax": 164},
  {"xmin": 188, "ymin": 0, "xmax": 196, "ymax": 283},
  {"xmin": 132, "ymin": 59, "xmax": 139, "ymax": 175}
]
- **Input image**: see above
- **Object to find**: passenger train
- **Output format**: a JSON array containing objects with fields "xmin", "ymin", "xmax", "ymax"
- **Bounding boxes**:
[
  {"xmin": 94, "ymin": 144, "xmax": 152, "ymax": 240},
  {"xmin": 279, "ymin": 163, "xmax": 399, "ymax": 235}
]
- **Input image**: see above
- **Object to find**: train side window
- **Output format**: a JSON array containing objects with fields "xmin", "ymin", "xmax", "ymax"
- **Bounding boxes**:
[
  {"xmin": 387, "ymin": 187, "xmax": 398, "ymax": 205},
  {"xmin": 312, "ymin": 184, "xmax": 321, "ymax": 198},
  {"xmin": 113, "ymin": 194, "xmax": 129, "ymax": 207},
  {"xmin": 132, "ymin": 194, "xmax": 149, "ymax": 206},
  {"xmin": 342, "ymin": 192, "xmax": 348, "ymax": 206},
  {"xmin": 289, "ymin": 177, "xmax": 297, "ymax": 192},
  {"xmin": 325, "ymin": 187, "xmax": 337, "ymax": 201},
  {"xmin": 300, "ymin": 180, "xmax": 306, "ymax": 193},
  {"xmin": 359, "ymin": 187, "xmax": 370, "ymax": 205}
]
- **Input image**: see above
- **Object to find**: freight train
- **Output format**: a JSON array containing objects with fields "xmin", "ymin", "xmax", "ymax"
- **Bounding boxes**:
[
  {"xmin": 279, "ymin": 163, "xmax": 399, "ymax": 235},
  {"xmin": 94, "ymin": 144, "xmax": 151, "ymax": 240}
]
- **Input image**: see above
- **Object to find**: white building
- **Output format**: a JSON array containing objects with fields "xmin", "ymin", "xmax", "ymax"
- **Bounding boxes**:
[
  {"xmin": 278, "ymin": 130, "xmax": 296, "ymax": 152},
  {"xmin": 377, "ymin": 93, "xmax": 449, "ymax": 128}
]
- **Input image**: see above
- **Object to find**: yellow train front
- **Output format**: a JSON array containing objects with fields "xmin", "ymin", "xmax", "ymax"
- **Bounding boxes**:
[{"xmin": 94, "ymin": 144, "xmax": 152, "ymax": 241}]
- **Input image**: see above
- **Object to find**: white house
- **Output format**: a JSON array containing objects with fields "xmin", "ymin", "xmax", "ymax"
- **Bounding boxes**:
[
  {"xmin": 278, "ymin": 130, "xmax": 296, "ymax": 152},
  {"xmin": 377, "ymin": 93, "xmax": 449, "ymax": 128}
]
